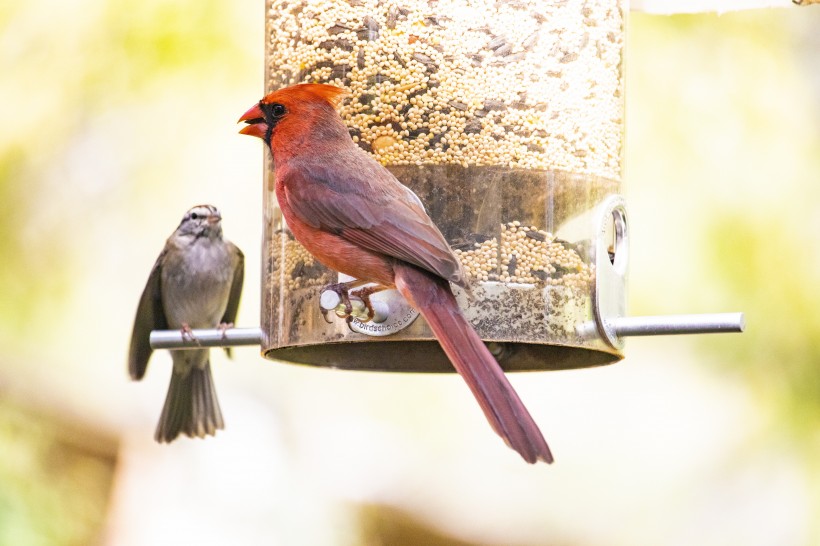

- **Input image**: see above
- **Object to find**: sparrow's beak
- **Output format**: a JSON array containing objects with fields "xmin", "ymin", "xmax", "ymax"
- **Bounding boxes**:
[
  {"xmin": 238, "ymin": 103, "xmax": 267, "ymax": 139},
  {"xmin": 207, "ymin": 213, "xmax": 222, "ymax": 225}
]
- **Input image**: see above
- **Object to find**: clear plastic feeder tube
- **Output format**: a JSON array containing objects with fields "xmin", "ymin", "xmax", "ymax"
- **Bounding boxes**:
[{"xmin": 262, "ymin": 0, "xmax": 626, "ymax": 371}]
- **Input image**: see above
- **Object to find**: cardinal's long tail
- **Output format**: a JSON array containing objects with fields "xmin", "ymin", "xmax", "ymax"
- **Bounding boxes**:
[
  {"xmin": 155, "ymin": 355, "xmax": 224, "ymax": 443},
  {"xmin": 394, "ymin": 263, "xmax": 553, "ymax": 464}
]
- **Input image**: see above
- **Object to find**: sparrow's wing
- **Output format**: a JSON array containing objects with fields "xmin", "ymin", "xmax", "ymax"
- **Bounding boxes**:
[
  {"xmin": 283, "ymin": 148, "xmax": 466, "ymax": 285},
  {"xmin": 128, "ymin": 251, "xmax": 168, "ymax": 380},
  {"xmin": 220, "ymin": 244, "xmax": 245, "ymax": 359}
]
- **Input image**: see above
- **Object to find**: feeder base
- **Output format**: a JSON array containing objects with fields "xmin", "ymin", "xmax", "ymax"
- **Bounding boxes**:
[{"xmin": 263, "ymin": 340, "xmax": 622, "ymax": 373}]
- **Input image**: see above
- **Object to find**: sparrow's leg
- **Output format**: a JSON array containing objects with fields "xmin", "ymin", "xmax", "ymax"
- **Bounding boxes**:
[
  {"xmin": 180, "ymin": 323, "xmax": 201, "ymax": 346},
  {"xmin": 216, "ymin": 322, "xmax": 234, "ymax": 340}
]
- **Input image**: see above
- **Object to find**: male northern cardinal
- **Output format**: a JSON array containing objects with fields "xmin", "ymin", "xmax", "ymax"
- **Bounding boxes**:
[
  {"xmin": 239, "ymin": 84, "xmax": 552, "ymax": 463},
  {"xmin": 128, "ymin": 204, "xmax": 244, "ymax": 442}
]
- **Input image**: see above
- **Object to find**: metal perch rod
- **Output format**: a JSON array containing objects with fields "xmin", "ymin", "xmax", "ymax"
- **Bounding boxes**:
[
  {"xmin": 611, "ymin": 312, "xmax": 745, "ymax": 337},
  {"xmin": 150, "ymin": 327, "xmax": 263, "ymax": 350},
  {"xmin": 148, "ymin": 313, "xmax": 744, "ymax": 350}
]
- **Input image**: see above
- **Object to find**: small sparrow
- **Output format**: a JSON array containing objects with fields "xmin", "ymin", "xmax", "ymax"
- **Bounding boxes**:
[{"xmin": 128, "ymin": 204, "xmax": 244, "ymax": 443}]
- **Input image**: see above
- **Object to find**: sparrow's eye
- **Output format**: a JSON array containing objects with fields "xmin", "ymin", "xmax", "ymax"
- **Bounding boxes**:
[
  {"xmin": 271, "ymin": 103, "xmax": 286, "ymax": 117},
  {"xmin": 190, "ymin": 212, "xmax": 198, "ymax": 220}
]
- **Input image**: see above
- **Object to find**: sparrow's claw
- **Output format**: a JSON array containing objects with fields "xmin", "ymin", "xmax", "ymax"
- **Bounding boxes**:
[
  {"xmin": 180, "ymin": 323, "xmax": 201, "ymax": 346},
  {"xmin": 217, "ymin": 322, "xmax": 234, "ymax": 340}
]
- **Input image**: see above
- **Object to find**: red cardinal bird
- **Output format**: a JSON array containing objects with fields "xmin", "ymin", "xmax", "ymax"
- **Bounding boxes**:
[{"xmin": 239, "ymin": 83, "xmax": 552, "ymax": 463}]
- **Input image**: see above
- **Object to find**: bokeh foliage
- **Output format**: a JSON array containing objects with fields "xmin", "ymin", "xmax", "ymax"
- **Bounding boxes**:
[
  {"xmin": 629, "ymin": 11, "xmax": 820, "ymax": 459},
  {"xmin": 1, "ymin": 2, "xmax": 820, "ymax": 545},
  {"xmin": 1, "ymin": 1, "xmax": 258, "ymax": 544},
  {"xmin": 0, "ymin": 401, "xmax": 116, "ymax": 546},
  {"xmin": 0, "ymin": 0, "xmax": 256, "ymax": 339},
  {"xmin": 629, "ymin": 13, "xmax": 820, "ymax": 541}
]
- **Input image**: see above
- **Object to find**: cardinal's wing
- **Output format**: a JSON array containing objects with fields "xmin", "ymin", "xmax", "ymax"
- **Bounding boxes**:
[{"xmin": 282, "ymin": 148, "xmax": 465, "ymax": 285}]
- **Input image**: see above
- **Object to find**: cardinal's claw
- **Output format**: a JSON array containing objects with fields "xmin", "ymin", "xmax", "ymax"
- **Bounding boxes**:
[
  {"xmin": 340, "ymin": 297, "xmax": 353, "ymax": 317},
  {"xmin": 349, "ymin": 285, "xmax": 388, "ymax": 322},
  {"xmin": 319, "ymin": 280, "xmax": 363, "ymax": 321},
  {"xmin": 345, "ymin": 315, "xmax": 357, "ymax": 332},
  {"xmin": 321, "ymin": 308, "xmax": 334, "ymax": 324}
]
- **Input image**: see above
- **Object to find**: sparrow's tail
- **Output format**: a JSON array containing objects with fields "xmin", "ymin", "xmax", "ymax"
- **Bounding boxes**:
[
  {"xmin": 394, "ymin": 263, "xmax": 553, "ymax": 464},
  {"xmin": 155, "ymin": 358, "xmax": 224, "ymax": 443}
]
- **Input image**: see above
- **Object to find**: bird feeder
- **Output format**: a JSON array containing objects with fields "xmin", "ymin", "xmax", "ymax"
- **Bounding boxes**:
[
  {"xmin": 244, "ymin": 0, "xmax": 746, "ymax": 372},
  {"xmin": 150, "ymin": 2, "xmax": 748, "ymax": 361}
]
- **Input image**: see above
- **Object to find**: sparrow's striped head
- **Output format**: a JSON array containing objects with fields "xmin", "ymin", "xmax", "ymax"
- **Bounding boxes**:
[{"xmin": 177, "ymin": 204, "xmax": 222, "ymax": 238}]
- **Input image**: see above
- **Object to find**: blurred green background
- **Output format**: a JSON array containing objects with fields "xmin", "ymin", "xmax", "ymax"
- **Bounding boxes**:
[{"xmin": 2, "ymin": 1, "xmax": 819, "ymax": 545}]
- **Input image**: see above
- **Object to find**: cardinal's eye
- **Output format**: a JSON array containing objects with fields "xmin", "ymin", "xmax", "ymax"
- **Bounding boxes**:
[{"xmin": 271, "ymin": 103, "xmax": 286, "ymax": 117}]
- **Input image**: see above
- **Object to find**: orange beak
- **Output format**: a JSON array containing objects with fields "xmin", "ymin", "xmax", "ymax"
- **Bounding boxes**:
[{"xmin": 238, "ymin": 103, "xmax": 267, "ymax": 139}]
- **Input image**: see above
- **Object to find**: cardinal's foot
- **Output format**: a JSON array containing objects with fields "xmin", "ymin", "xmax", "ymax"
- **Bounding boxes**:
[
  {"xmin": 348, "ymin": 285, "xmax": 388, "ymax": 322},
  {"xmin": 319, "ymin": 281, "xmax": 360, "ymax": 323}
]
